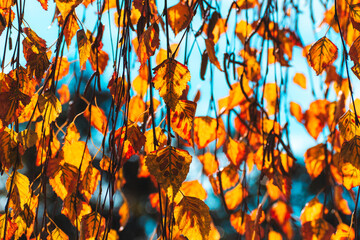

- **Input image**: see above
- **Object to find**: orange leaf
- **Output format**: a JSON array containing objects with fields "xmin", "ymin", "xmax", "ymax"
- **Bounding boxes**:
[
  {"xmin": 341, "ymin": 136, "xmax": 360, "ymax": 170},
  {"xmin": 128, "ymin": 96, "xmax": 146, "ymax": 123},
  {"xmin": 205, "ymin": 39, "xmax": 223, "ymax": 71},
  {"xmin": 108, "ymin": 73, "xmax": 128, "ymax": 107},
  {"xmin": 230, "ymin": 211, "xmax": 251, "ymax": 235},
  {"xmin": 47, "ymin": 226, "xmax": 69, "ymax": 240},
  {"xmin": 263, "ymin": 82, "xmax": 279, "ymax": 115},
  {"xmin": 303, "ymin": 99, "xmax": 329, "ymax": 139},
  {"xmin": 293, "ymin": 73, "xmax": 307, "ymax": 89},
  {"xmin": 145, "ymin": 146, "xmax": 192, "ymax": 196},
  {"xmin": 224, "ymin": 137, "xmax": 247, "ymax": 168},
  {"xmin": 77, "ymin": 29, "xmax": 91, "ymax": 68},
  {"xmin": 194, "ymin": 116, "xmax": 226, "ymax": 149},
  {"xmin": 55, "ymin": 0, "xmax": 82, "ymax": 17},
  {"xmin": 307, "ymin": 36, "xmax": 338, "ymax": 75},
  {"xmin": 290, "ymin": 101, "xmax": 303, "ymax": 122},
  {"xmin": 132, "ymin": 75, "xmax": 148, "ymax": 97},
  {"xmin": 49, "ymin": 163, "xmax": 79, "ymax": 200},
  {"xmin": 89, "ymin": 48, "xmax": 109, "ymax": 74},
  {"xmin": 156, "ymin": 44, "xmax": 178, "ymax": 65},
  {"xmin": 224, "ymin": 183, "xmax": 248, "ymax": 210},
  {"xmin": 168, "ymin": 1, "xmax": 192, "ymax": 36},
  {"xmin": 331, "ymin": 223, "xmax": 355, "ymax": 240},
  {"xmin": 119, "ymin": 198, "xmax": 130, "ymax": 231},
  {"xmin": 338, "ymin": 110, "xmax": 359, "ymax": 142},
  {"xmin": 170, "ymin": 100, "xmax": 197, "ymax": 142},
  {"xmin": 268, "ymin": 231, "xmax": 283, "ymax": 240},
  {"xmin": 79, "ymin": 164, "xmax": 100, "ymax": 202},
  {"xmin": 63, "ymin": 13, "xmax": 79, "ymax": 48},
  {"xmin": 84, "ymin": 105, "xmax": 107, "ymax": 134},
  {"xmin": 333, "ymin": 185, "xmax": 351, "ymax": 215},
  {"xmin": 304, "ymin": 144, "xmax": 329, "ymax": 179},
  {"xmin": 270, "ymin": 200, "xmax": 292, "ymax": 226},
  {"xmin": 235, "ymin": 20, "xmax": 252, "ymax": 44},
  {"xmin": 137, "ymin": 23, "xmax": 160, "ymax": 65},
  {"xmin": 80, "ymin": 212, "xmax": 105, "ymax": 239},
  {"xmin": 197, "ymin": 152, "xmax": 219, "ymax": 176},
  {"xmin": 152, "ymin": 58, "xmax": 191, "ymax": 110},
  {"xmin": 174, "ymin": 196, "xmax": 211, "ymax": 240},
  {"xmin": 300, "ymin": 198, "xmax": 327, "ymax": 224},
  {"xmin": 175, "ymin": 180, "xmax": 207, "ymax": 203},
  {"xmin": 57, "ymin": 84, "xmax": 70, "ymax": 104}
]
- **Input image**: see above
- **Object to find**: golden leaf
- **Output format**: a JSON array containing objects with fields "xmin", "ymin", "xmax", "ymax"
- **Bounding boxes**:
[
  {"xmin": 340, "ymin": 136, "xmax": 360, "ymax": 170},
  {"xmin": 55, "ymin": 0, "xmax": 82, "ymax": 17},
  {"xmin": 144, "ymin": 126, "xmax": 167, "ymax": 154},
  {"xmin": 307, "ymin": 37, "xmax": 338, "ymax": 75},
  {"xmin": 224, "ymin": 183, "xmax": 248, "ymax": 210},
  {"xmin": 224, "ymin": 137, "xmax": 247, "ymax": 168},
  {"xmin": 137, "ymin": 23, "xmax": 160, "ymax": 65},
  {"xmin": 61, "ymin": 194, "xmax": 92, "ymax": 228},
  {"xmin": 47, "ymin": 227, "xmax": 69, "ymax": 240},
  {"xmin": 331, "ymin": 223, "xmax": 355, "ymax": 240},
  {"xmin": 79, "ymin": 164, "xmax": 100, "ymax": 202},
  {"xmin": 152, "ymin": 58, "xmax": 191, "ymax": 110},
  {"xmin": 350, "ymin": 4, "xmax": 360, "ymax": 32},
  {"xmin": 49, "ymin": 163, "xmax": 79, "ymax": 200},
  {"xmin": 63, "ymin": 13, "xmax": 79, "ymax": 48},
  {"xmin": 84, "ymin": 105, "xmax": 107, "ymax": 134},
  {"xmin": 302, "ymin": 219, "xmax": 335, "ymax": 240},
  {"xmin": 338, "ymin": 110, "xmax": 358, "ymax": 142},
  {"xmin": 300, "ymin": 198, "xmax": 327, "ymax": 224},
  {"xmin": 290, "ymin": 101, "xmax": 303, "ymax": 122},
  {"xmin": 174, "ymin": 196, "xmax": 211, "ymax": 240},
  {"xmin": 304, "ymin": 144, "xmax": 329, "ymax": 179},
  {"xmin": 38, "ymin": 91, "xmax": 62, "ymax": 126},
  {"xmin": 6, "ymin": 172, "xmax": 31, "ymax": 210},
  {"xmin": 77, "ymin": 29, "xmax": 91, "ymax": 68},
  {"xmin": 193, "ymin": 116, "xmax": 226, "ymax": 149},
  {"xmin": 197, "ymin": 152, "xmax": 218, "ymax": 176},
  {"xmin": 293, "ymin": 73, "xmax": 307, "ymax": 89},
  {"xmin": 145, "ymin": 146, "xmax": 192, "ymax": 196}
]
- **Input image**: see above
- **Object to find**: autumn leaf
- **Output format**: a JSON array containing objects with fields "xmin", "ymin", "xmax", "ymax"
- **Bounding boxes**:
[
  {"xmin": 55, "ymin": 0, "xmax": 82, "ymax": 17},
  {"xmin": 263, "ymin": 82, "xmax": 279, "ymax": 115},
  {"xmin": 168, "ymin": 1, "xmax": 192, "ymax": 36},
  {"xmin": 350, "ymin": 4, "xmax": 360, "ymax": 32},
  {"xmin": 77, "ymin": 29, "xmax": 91, "ymax": 68},
  {"xmin": 235, "ymin": 20, "xmax": 252, "ymax": 44},
  {"xmin": 119, "ymin": 199, "xmax": 129, "ymax": 231},
  {"xmin": 193, "ymin": 116, "xmax": 226, "ymax": 149},
  {"xmin": 290, "ymin": 101, "xmax": 303, "ymax": 122},
  {"xmin": 197, "ymin": 152, "xmax": 219, "ymax": 176},
  {"xmin": 307, "ymin": 36, "xmax": 338, "ymax": 75},
  {"xmin": 61, "ymin": 194, "xmax": 92, "ymax": 228},
  {"xmin": 80, "ymin": 212, "xmax": 105, "ymax": 240},
  {"xmin": 57, "ymin": 84, "xmax": 70, "ymax": 104},
  {"xmin": 338, "ymin": 110, "xmax": 358, "ymax": 142},
  {"xmin": 128, "ymin": 95, "xmax": 145, "ymax": 123},
  {"xmin": 63, "ymin": 13, "xmax": 79, "ymax": 48},
  {"xmin": 293, "ymin": 73, "xmax": 307, "ymax": 89},
  {"xmin": 156, "ymin": 44, "xmax": 178, "ymax": 65},
  {"xmin": 0, "ymin": 214, "xmax": 17, "ymax": 240},
  {"xmin": 145, "ymin": 146, "xmax": 192, "ymax": 196},
  {"xmin": 174, "ymin": 180, "xmax": 207, "ymax": 204},
  {"xmin": 333, "ymin": 185, "xmax": 351, "ymax": 215},
  {"xmin": 302, "ymin": 219, "xmax": 335, "ymax": 240},
  {"xmin": 304, "ymin": 144, "xmax": 329, "ymax": 179},
  {"xmin": 303, "ymin": 99, "xmax": 329, "ymax": 139},
  {"xmin": 230, "ymin": 211, "xmax": 251, "ymax": 235},
  {"xmin": 174, "ymin": 196, "xmax": 211, "ymax": 240},
  {"xmin": 48, "ymin": 226, "xmax": 69, "ymax": 240},
  {"xmin": 84, "ymin": 104, "xmax": 107, "ymax": 134},
  {"xmin": 170, "ymin": 100, "xmax": 196, "ymax": 143},
  {"xmin": 137, "ymin": 23, "xmax": 160, "ymax": 65},
  {"xmin": 49, "ymin": 163, "xmax": 79, "ymax": 200},
  {"xmin": 89, "ymin": 48, "xmax": 109, "ymax": 74},
  {"xmin": 331, "ymin": 223, "xmax": 355, "ymax": 240},
  {"xmin": 144, "ymin": 126, "xmax": 167, "ymax": 154},
  {"xmin": 108, "ymin": 73, "xmax": 128, "ymax": 107},
  {"xmin": 38, "ymin": 91, "xmax": 62, "ymax": 126},
  {"xmin": 153, "ymin": 58, "xmax": 191, "ymax": 110},
  {"xmin": 340, "ymin": 136, "xmax": 360, "ymax": 170},
  {"xmin": 6, "ymin": 172, "xmax": 31, "ymax": 210},
  {"xmin": 300, "ymin": 198, "xmax": 327, "ymax": 224},
  {"xmin": 205, "ymin": 39, "xmax": 223, "ymax": 71},
  {"xmin": 79, "ymin": 164, "xmax": 100, "ymax": 202},
  {"xmin": 224, "ymin": 183, "xmax": 248, "ymax": 210},
  {"xmin": 224, "ymin": 137, "xmax": 247, "ymax": 168}
]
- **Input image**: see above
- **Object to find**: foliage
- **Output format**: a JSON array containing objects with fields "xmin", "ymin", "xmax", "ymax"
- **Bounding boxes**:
[{"xmin": 2, "ymin": 0, "xmax": 360, "ymax": 239}]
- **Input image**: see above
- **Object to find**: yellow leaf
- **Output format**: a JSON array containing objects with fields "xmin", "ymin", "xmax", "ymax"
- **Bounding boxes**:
[
  {"xmin": 132, "ymin": 75, "xmax": 148, "ymax": 97},
  {"xmin": 79, "ymin": 164, "xmax": 100, "ymax": 202},
  {"xmin": 144, "ymin": 126, "xmax": 167, "ymax": 154},
  {"xmin": 145, "ymin": 146, "xmax": 192, "ymax": 196},
  {"xmin": 38, "ymin": 91, "xmax": 62, "ymax": 126},
  {"xmin": 307, "ymin": 37, "xmax": 338, "ymax": 75},
  {"xmin": 194, "ymin": 116, "xmax": 226, "ymax": 149},
  {"xmin": 331, "ymin": 223, "xmax": 355, "ymax": 240},
  {"xmin": 293, "ymin": 73, "xmax": 307, "ymax": 89},
  {"xmin": 302, "ymin": 219, "xmax": 335, "ymax": 240},
  {"xmin": 17, "ymin": 129, "xmax": 37, "ymax": 150},
  {"xmin": 156, "ymin": 44, "xmax": 178, "ymax": 65},
  {"xmin": 197, "ymin": 152, "xmax": 218, "ymax": 176},
  {"xmin": 55, "ymin": 0, "xmax": 82, "ymax": 17},
  {"xmin": 174, "ymin": 196, "xmax": 211, "ymax": 240},
  {"xmin": 61, "ymin": 194, "xmax": 92, "ymax": 228},
  {"xmin": 63, "ymin": 13, "xmax": 79, "ymax": 48},
  {"xmin": 80, "ymin": 212, "xmax": 105, "ymax": 240},
  {"xmin": 205, "ymin": 39, "xmax": 223, "ymax": 71},
  {"xmin": 290, "ymin": 101, "xmax": 303, "ymax": 122},
  {"xmin": 170, "ymin": 100, "xmax": 196, "ymax": 142},
  {"xmin": 338, "ymin": 110, "xmax": 358, "ymax": 142},
  {"xmin": 224, "ymin": 137, "xmax": 247, "ymax": 168},
  {"xmin": 174, "ymin": 180, "xmax": 207, "ymax": 203},
  {"xmin": 47, "ymin": 226, "xmax": 69, "ymax": 240},
  {"xmin": 340, "ymin": 136, "xmax": 360, "ymax": 170},
  {"xmin": 89, "ymin": 48, "xmax": 109, "ymax": 74},
  {"xmin": 49, "ymin": 163, "xmax": 79, "ymax": 200},
  {"xmin": 128, "ymin": 96, "xmax": 145, "ymax": 123},
  {"xmin": 224, "ymin": 183, "xmax": 248, "ymax": 210},
  {"xmin": 300, "ymin": 198, "xmax": 327, "ymax": 224},
  {"xmin": 152, "ymin": 58, "xmax": 191, "ymax": 110},
  {"xmin": 0, "ymin": 128, "xmax": 19, "ymax": 172},
  {"xmin": 77, "ymin": 29, "xmax": 91, "ymax": 68},
  {"xmin": 268, "ymin": 231, "xmax": 283, "ymax": 240},
  {"xmin": 235, "ymin": 20, "xmax": 252, "ymax": 44},
  {"xmin": 6, "ymin": 172, "xmax": 31, "ymax": 212},
  {"xmin": 57, "ymin": 84, "xmax": 70, "ymax": 104},
  {"xmin": 333, "ymin": 185, "xmax": 351, "ymax": 215},
  {"xmin": 168, "ymin": 1, "xmax": 192, "ymax": 36}
]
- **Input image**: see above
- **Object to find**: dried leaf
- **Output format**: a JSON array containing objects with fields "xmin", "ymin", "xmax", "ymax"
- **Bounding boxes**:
[
  {"xmin": 137, "ymin": 23, "xmax": 160, "ymax": 65},
  {"xmin": 168, "ymin": 2, "xmax": 192, "ymax": 35},
  {"xmin": 153, "ymin": 59, "xmax": 190, "ymax": 110},
  {"xmin": 307, "ymin": 37, "xmax": 338, "ymax": 75},
  {"xmin": 174, "ymin": 196, "xmax": 211, "ymax": 240},
  {"xmin": 205, "ymin": 39, "xmax": 222, "ymax": 71},
  {"xmin": 145, "ymin": 146, "xmax": 192, "ymax": 196}
]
